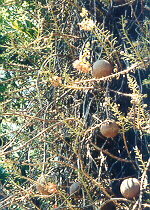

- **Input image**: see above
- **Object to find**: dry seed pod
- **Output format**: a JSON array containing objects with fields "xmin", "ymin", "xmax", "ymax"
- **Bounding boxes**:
[
  {"xmin": 93, "ymin": 60, "xmax": 113, "ymax": 79},
  {"xmin": 36, "ymin": 174, "xmax": 57, "ymax": 195},
  {"xmin": 46, "ymin": 182, "xmax": 57, "ymax": 194},
  {"xmin": 36, "ymin": 174, "xmax": 49, "ymax": 195},
  {"xmin": 100, "ymin": 120, "xmax": 119, "ymax": 138},
  {"xmin": 120, "ymin": 178, "xmax": 140, "ymax": 199}
]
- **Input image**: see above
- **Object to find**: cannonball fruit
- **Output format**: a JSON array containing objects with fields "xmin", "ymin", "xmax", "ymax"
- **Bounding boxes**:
[
  {"xmin": 70, "ymin": 182, "xmax": 81, "ymax": 194},
  {"xmin": 113, "ymin": 0, "xmax": 125, "ymax": 4},
  {"xmin": 113, "ymin": 0, "xmax": 136, "ymax": 4},
  {"xmin": 36, "ymin": 174, "xmax": 57, "ymax": 195},
  {"xmin": 120, "ymin": 178, "xmax": 140, "ymax": 199},
  {"xmin": 93, "ymin": 60, "xmax": 113, "ymax": 79},
  {"xmin": 100, "ymin": 120, "xmax": 119, "ymax": 138},
  {"xmin": 101, "ymin": 201, "xmax": 116, "ymax": 210}
]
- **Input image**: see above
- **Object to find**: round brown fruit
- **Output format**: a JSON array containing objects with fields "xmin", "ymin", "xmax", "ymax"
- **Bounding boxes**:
[
  {"xmin": 70, "ymin": 182, "xmax": 81, "ymax": 194},
  {"xmin": 100, "ymin": 201, "xmax": 116, "ymax": 210},
  {"xmin": 120, "ymin": 178, "xmax": 140, "ymax": 199},
  {"xmin": 113, "ymin": 0, "xmax": 125, "ymax": 4},
  {"xmin": 100, "ymin": 120, "xmax": 119, "ymax": 138},
  {"xmin": 113, "ymin": 0, "xmax": 136, "ymax": 4},
  {"xmin": 93, "ymin": 60, "xmax": 113, "ymax": 79}
]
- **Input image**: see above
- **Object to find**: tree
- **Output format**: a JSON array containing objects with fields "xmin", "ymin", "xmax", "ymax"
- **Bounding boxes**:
[{"xmin": 0, "ymin": 0, "xmax": 150, "ymax": 209}]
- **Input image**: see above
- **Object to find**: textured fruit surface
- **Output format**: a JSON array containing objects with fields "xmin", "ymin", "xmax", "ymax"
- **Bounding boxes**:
[
  {"xmin": 100, "ymin": 120, "xmax": 119, "ymax": 138},
  {"xmin": 93, "ymin": 60, "xmax": 112, "ymax": 79},
  {"xmin": 120, "ymin": 178, "xmax": 140, "ymax": 199},
  {"xmin": 36, "ymin": 180, "xmax": 50, "ymax": 195}
]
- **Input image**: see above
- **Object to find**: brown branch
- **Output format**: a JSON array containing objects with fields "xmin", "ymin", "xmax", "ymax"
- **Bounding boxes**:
[
  {"xmin": 74, "ymin": 61, "xmax": 150, "ymax": 84},
  {"xmin": 90, "ymin": 142, "xmax": 134, "ymax": 163},
  {"xmin": 0, "ymin": 118, "xmax": 80, "ymax": 156},
  {"xmin": 3, "ymin": 112, "xmax": 58, "ymax": 123},
  {"xmin": 0, "ymin": 74, "xmax": 34, "ymax": 84}
]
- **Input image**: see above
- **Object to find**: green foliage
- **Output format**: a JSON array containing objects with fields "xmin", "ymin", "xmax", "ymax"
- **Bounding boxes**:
[
  {"xmin": 143, "ymin": 74, "xmax": 150, "ymax": 88},
  {"xmin": 0, "ymin": 165, "xmax": 8, "ymax": 184}
]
